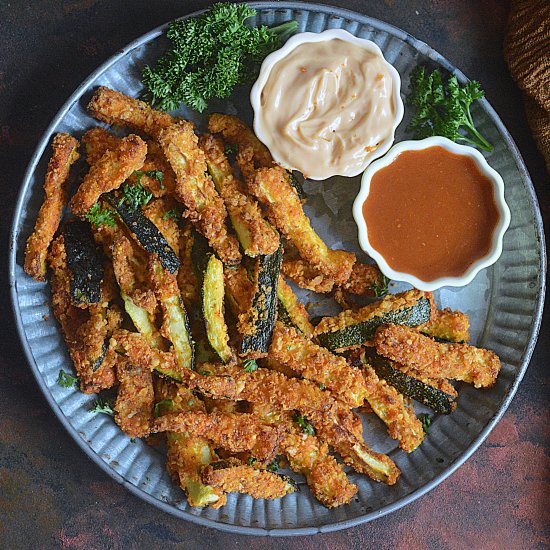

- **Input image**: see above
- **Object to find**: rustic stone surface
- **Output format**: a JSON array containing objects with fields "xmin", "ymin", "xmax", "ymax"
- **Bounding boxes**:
[{"xmin": 0, "ymin": 1, "xmax": 548, "ymax": 548}]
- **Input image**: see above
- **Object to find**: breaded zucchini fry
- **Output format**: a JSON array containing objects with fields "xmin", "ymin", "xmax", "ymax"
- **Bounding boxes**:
[
  {"xmin": 208, "ymin": 114, "xmax": 273, "ymax": 168},
  {"xmin": 362, "ymin": 364, "xmax": 424, "ymax": 453},
  {"xmin": 24, "ymin": 133, "xmax": 79, "ymax": 281},
  {"xmin": 282, "ymin": 258, "xmax": 335, "ymax": 293},
  {"xmin": 49, "ymin": 235, "xmax": 116, "ymax": 393},
  {"xmin": 152, "ymin": 411, "xmax": 285, "ymax": 461},
  {"xmin": 277, "ymin": 276, "xmax": 314, "ymax": 337},
  {"xmin": 200, "ymin": 133, "xmax": 279, "ymax": 257},
  {"xmin": 177, "ymin": 223, "xmax": 199, "ymax": 308},
  {"xmin": 250, "ymin": 166, "xmax": 355, "ymax": 285},
  {"xmin": 224, "ymin": 265, "xmax": 254, "ymax": 317},
  {"xmin": 82, "ymin": 127, "xmax": 120, "ymax": 165},
  {"xmin": 142, "ymin": 198, "xmax": 180, "ymax": 254},
  {"xmin": 375, "ymin": 324, "xmax": 501, "ymax": 388},
  {"xmin": 343, "ymin": 262, "xmax": 387, "ymax": 296},
  {"xmin": 251, "ymin": 404, "xmax": 357, "ymax": 508},
  {"xmin": 421, "ymin": 308, "xmax": 470, "ymax": 343},
  {"xmin": 201, "ymin": 459, "xmax": 297, "ymax": 499},
  {"xmin": 269, "ymin": 321, "xmax": 368, "ymax": 407},
  {"xmin": 87, "ymin": 86, "xmax": 176, "ymax": 139},
  {"xmin": 156, "ymin": 379, "xmax": 226, "ymax": 508},
  {"xmin": 114, "ymin": 359, "xmax": 154, "ymax": 438},
  {"xmin": 158, "ymin": 122, "xmax": 241, "ymax": 265},
  {"xmin": 70, "ymin": 134, "xmax": 147, "ymax": 217}
]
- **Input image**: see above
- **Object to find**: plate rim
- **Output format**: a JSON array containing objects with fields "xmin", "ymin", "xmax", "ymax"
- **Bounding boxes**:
[{"xmin": 8, "ymin": 0, "xmax": 547, "ymax": 536}]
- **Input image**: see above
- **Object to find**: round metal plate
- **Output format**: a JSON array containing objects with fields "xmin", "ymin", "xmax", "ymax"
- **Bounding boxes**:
[{"xmin": 9, "ymin": 1, "xmax": 546, "ymax": 536}]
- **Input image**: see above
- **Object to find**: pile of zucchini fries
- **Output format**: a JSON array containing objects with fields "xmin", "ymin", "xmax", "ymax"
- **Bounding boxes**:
[{"xmin": 24, "ymin": 87, "xmax": 502, "ymax": 508}]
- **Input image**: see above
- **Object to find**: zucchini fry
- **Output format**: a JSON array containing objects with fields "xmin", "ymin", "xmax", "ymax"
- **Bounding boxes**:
[
  {"xmin": 201, "ymin": 459, "xmax": 297, "ymax": 500},
  {"xmin": 70, "ymin": 134, "xmax": 147, "ymax": 217},
  {"xmin": 208, "ymin": 113, "xmax": 273, "ymax": 168},
  {"xmin": 343, "ymin": 262, "xmax": 387, "ymax": 297},
  {"xmin": 24, "ymin": 133, "xmax": 79, "ymax": 281},
  {"xmin": 152, "ymin": 411, "xmax": 285, "ymax": 461},
  {"xmin": 82, "ymin": 127, "xmax": 120, "ymax": 165},
  {"xmin": 224, "ymin": 265, "xmax": 254, "ymax": 317},
  {"xmin": 375, "ymin": 324, "xmax": 501, "ymax": 388},
  {"xmin": 277, "ymin": 276, "xmax": 314, "ymax": 337},
  {"xmin": 269, "ymin": 321, "xmax": 368, "ymax": 407},
  {"xmin": 315, "ymin": 290, "xmax": 435, "ymax": 351},
  {"xmin": 156, "ymin": 379, "xmax": 226, "ymax": 508},
  {"xmin": 251, "ymin": 404, "xmax": 357, "ymax": 508},
  {"xmin": 142, "ymin": 198, "xmax": 180, "ymax": 254},
  {"xmin": 87, "ymin": 86, "xmax": 177, "ymax": 139},
  {"xmin": 158, "ymin": 122, "xmax": 241, "ymax": 265},
  {"xmin": 200, "ymin": 133, "xmax": 279, "ymax": 257},
  {"xmin": 114, "ymin": 359, "xmax": 154, "ymax": 438},
  {"xmin": 282, "ymin": 258, "xmax": 335, "ymax": 293},
  {"xmin": 177, "ymin": 223, "xmax": 199, "ymax": 308},
  {"xmin": 421, "ymin": 308, "xmax": 470, "ymax": 343},
  {"xmin": 48, "ymin": 235, "xmax": 116, "ymax": 393},
  {"xmin": 250, "ymin": 166, "xmax": 355, "ymax": 285},
  {"xmin": 149, "ymin": 258, "xmax": 195, "ymax": 371},
  {"xmin": 361, "ymin": 364, "xmax": 424, "ymax": 453}
]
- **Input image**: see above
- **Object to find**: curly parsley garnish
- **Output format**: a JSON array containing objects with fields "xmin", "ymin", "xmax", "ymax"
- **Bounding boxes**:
[
  {"xmin": 57, "ymin": 369, "xmax": 79, "ymax": 388},
  {"xmin": 266, "ymin": 458, "xmax": 279, "ymax": 473},
  {"xmin": 119, "ymin": 179, "xmax": 153, "ymax": 211},
  {"xmin": 142, "ymin": 3, "xmax": 297, "ymax": 112},
  {"xmin": 418, "ymin": 413, "xmax": 432, "ymax": 433},
  {"xmin": 85, "ymin": 202, "xmax": 116, "ymax": 227},
  {"xmin": 371, "ymin": 275, "xmax": 390, "ymax": 298},
  {"xmin": 407, "ymin": 66, "xmax": 493, "ymax": 152},
  {"xmin": 90, "ymin": 397, "xmax": 115, "ymax": 417},
  {"xmin": 163, "ymin": 208, "xmax": 180, "ymax": 221},
  {"xmin": 293, "ymin": 413, "xmax": 315, "ymax": 435},
  {"xmin": 242, "ymin": 359, "xmax": 258, "ymax": 373},
  {"xmin": 247, "ymin": 456, "xmax": 257, "ymax": 466}
]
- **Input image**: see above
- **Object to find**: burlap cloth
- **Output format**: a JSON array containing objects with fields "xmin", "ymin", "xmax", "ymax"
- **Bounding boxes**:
[{"xmin": 504, "ymin": 0, "xmax": 550, "ymax": 173}]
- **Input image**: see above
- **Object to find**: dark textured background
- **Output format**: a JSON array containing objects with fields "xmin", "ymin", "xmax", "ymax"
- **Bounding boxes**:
[{"xmin": 1, "ymin": 1, "xmax": 548, "ymax": 548}]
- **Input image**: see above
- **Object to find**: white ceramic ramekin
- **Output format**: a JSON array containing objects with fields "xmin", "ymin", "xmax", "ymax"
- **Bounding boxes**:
[
  {"xmin": 352, "ymin": 136, "xmax": 511, "ymax": 291},
  {"xmin": 250, "ymin": 29, "xmax": 404, "ymax": 180}
]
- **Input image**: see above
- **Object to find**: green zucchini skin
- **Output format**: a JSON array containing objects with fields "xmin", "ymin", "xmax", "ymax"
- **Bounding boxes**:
[
  {"xmin": 92, "ymin": 340, "xmax": 108, "ymax": 372},
  {"xmin": 105, "ymin": 193, "xmax": 180, "ymax": 273},
  {"xmin": 289, "ymin": 172, "xmax": 306, "ymax": 202},
  {"xmin": 317, "ymin": 296, "xmax": 432, "ymax": 351},
  {"xmin": 359, "ymin": 350, "xmax": 456, "ymax": 414},
  {"xmin": 63, "ymin": 220, "xmax": 104, "ymax": 306},
  {"xmin": 241, "ymin": 244, "xmax": 283, "ymax": 355}
]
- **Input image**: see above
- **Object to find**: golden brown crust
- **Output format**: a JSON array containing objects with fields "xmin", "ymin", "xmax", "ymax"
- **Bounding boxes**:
[
  {"xmin": 375, "ymin": 324, "xmax": 501, "ymax": 388},
  {"xmin": 201, "ymin": 459, "xmax": 297, "ymax": 499},
  {"xmin": 24, "ymin": 133, "xmax": 79, "ymax": 281},
  {"xmin": 142, "ymin": 197, "xmax": 180, "ymax": 254},
  {"xmin": 200, "ymin": 133, "xmax": 279, "ymax": 257},
  {"xmin": 69, "ymin": 134, "xmax": 147, "ymax": 217},
  {"xmin": 208, "ymin": 114, "xmax": 273, "ymax": 168},
  {"xmin": 281, "ymin": 258, "xmax": 335, "ymax": 293},
  {"xmin": 152, "ymin": 411, "xmax": 285, "ymax": 461},
  {"xmin": 421, "ymin": 308, "xmax": 471, "ymax": 343},
  {"xmin": 250, "ymin": 166, "xmax": 355, "ymax": 284},
  {"xmin": 87, "ymin": 86, "xmax": 176, "ymax": 139},
  {"xmin": 158, "ymin": 122, "xmax": 241, "ymax": 265},
  {"xmin": 177, "ymin": 223, "xmax": 199, "ymax": 308},
  {"xmin": 269, "ymin": 321, "xmax": 368, "ymax": 407},
  {"xmin": 114, "ymin": 359, "xmax": 154, "ymax": 438},
  {"xmin": 82, "ymin": 127, "xmax": 120, "ymax": 165},
  {"xmin": 362, "ymin": 364, "xmax": 424, "ymax": 453},
  {"xmin": 224, "ymin": 264, "xmax": 254, "ymax": 318},
  {"xmin": 343, "ymin": 262, "xmax": 386, "ymax": 296}
]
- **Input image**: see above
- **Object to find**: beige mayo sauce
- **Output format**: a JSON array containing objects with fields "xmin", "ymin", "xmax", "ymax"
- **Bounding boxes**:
[{"xmin": 258, "ymin": 39, "xmax": 396, "ymax": 179}]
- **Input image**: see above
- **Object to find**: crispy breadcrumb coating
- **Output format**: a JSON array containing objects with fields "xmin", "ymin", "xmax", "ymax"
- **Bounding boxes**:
[
  {"xmin": 158, "ymin": 122, "xmax": 241, "ymax": 265},
  {"xmin": 250, "ymin": 166, "xmax": 355, "ymax": 285},
  {"xmin": 87, "ymin": 86, "xmax": 177, "ymax": 139},
  {"xmin": 82, "ymin": 127, "xmax": 120, "ymax": 165},
  {"xmin": 421, "ymin": 308, "xmax": 471, "ymax": 343},
  {"xmin": 69, "ymin": 134, "xmax": 147, "ymax": 217},
  {"xmin": 177, "ymin": 223, "xmax": 199, "ymax": 308},
  {"xmin": 375, "ymin": 324, "xmax": 501, "ymax": 388},
  {"xmin": 282, "ymin": 258, "xmax": 335, "ymax": 293},
  {"xmin": 24, "ymin": 133, "xmax": 79, "ymax": 281}
]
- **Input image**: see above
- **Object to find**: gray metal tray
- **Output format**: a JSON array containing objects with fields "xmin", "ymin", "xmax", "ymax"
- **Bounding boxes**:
[{"xmin": 9, "ymin": 1, "xmax": 546, "ymax": 536}]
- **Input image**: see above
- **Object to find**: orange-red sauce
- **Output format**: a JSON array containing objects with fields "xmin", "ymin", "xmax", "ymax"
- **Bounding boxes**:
[{"xmin": 363, "ymin": 146, "xmax": 500, "ymax": 281}]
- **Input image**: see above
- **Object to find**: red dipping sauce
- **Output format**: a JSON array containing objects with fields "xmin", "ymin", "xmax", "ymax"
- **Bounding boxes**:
[{"xmin": 362, "ymin": 146, "xmax": 500, "ymax": 282}]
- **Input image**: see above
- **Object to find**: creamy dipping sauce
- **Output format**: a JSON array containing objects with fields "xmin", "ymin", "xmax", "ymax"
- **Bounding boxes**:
[
  {"xmin": 363, "ymin": 146, "xmax": 500, "ymax": 282},
  {"xmin": 258, "ymin": 39, "xmax": 396, "ymax": 179}
]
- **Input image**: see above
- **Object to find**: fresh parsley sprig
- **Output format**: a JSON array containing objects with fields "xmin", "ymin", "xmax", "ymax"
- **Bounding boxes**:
[
  {"xmin": 293, "ymin": 413, "xmax": 315, "ymax": 435},
  {"xmin": 407, "ymin": 67, "xmax": 493, "ymax": 152},
  {"xmin": 57, "ymin": 369, "xmax": 79, "ymax": 388},
  {"xmin": 418, "ymin": 413, "xmax": 432, "ymax": 433},
  {"xmin": 242, "ymin": 359, "xmax": 258, "ymax": 373},
  {"xmin": 142, "ymin": 3, "xmax": 298, "ymax": 113},
  {"xmin": 119, "ymin": 178, "xmax": 153, "ymax": 211},
  {"xmin": 90, "ymin": 397, "xmax": 115, "ymax": 417},
  {"xmin": 85, "ymin": 202, "xmax": 117, "ymax": 228},
  {"xmin": 371, "ymin": 275, "xmax": 390, "ymax": 298}
]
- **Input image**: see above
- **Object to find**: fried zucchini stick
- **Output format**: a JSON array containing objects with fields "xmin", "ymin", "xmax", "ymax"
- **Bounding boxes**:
[
  {"xmin": 277, "ymin": 276, "xmax": 314, "ymax": 338},
  {"xmin": 208, "ymin": 114, "xmax": 273, "ymax": 168},
  {"xmin": 201, "ymin": 459, "xmax": 297, "ymax": 499},
  {"xmin": 70, "ymin": 134, "xmax": 147, "ymax": 217},
  {"xmin": 250, "ymin": 166, "xmax": 355, "ymax": 285},
  {"xmin": 177, "ymin": 223, "xmax": 199, "ymax": 308},
  {"xmin": 142, "ymin": 198, "xmax": 180, "ymax": 254},
  {"xmin": 49, "ymin": 235, "xmax": 116, "ymax": 393},
  {"xmin": 82, "ymin": 127, "xmax": 120, "ymax": 165},
  {"xmin": 200, "ymin": 133, "xmax": 279, "ymax": 257},
  {"xmin": 156, "ymin": 379, "xmax": 226, "ymax": 508},
  {"xmin": 269, "ymin": 321, "xmax": 368, "ymax": 407},
  {"xmin": 375, "ymin": 325, "xmax": 501, "ymax": 388},
  {"xmin": 158, "ymin": 122, "xmax": 241, "ymax": 265},
  {"xmin": 251, "ymin": 404, "xmax": 357, "ymax": 507},
  {"xmin": 87, "ymin": 86, "xmax": 176, "ymax": 139},
  {"xmin": 24, "ymin": 133, "xmax": 79, "ymax": 281},
  {"xmin": 114, "ymin": 359, "xmax": 154, "ymax": 438},
  {"xmin": 152, "ymin": 411, "xmax": 285, "ymax": 461},
  {"xmin": 421, "ymin": 308, "xmax": 471, "ymax": 343},
  {"xmin": 362, "ymin": 365, "xmax": 424, "ymax": 453}
]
